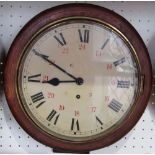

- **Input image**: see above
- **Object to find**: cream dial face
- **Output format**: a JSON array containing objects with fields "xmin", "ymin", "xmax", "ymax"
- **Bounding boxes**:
[{"xmin": 18, "ymin": 20, "xmax": 139, "ymax": 141}]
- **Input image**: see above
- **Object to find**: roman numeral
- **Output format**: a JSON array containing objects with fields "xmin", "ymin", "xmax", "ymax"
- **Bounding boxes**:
[
  {"xmin": 117, "ymin": 80, "xmax": 130, "ymax": 88},
  {"xmin": 96, "ymin": 116, "xmax": 103, "ymax": 125},
  {"xmin": 31, "ymin": 92, "xmax": 45, "ymax": 108},
  {"xmin": 54, "ymin": 33, "xmax": 66, "ymax": 46},
  {"xmin": 28, "ymin": 74, "xmax": 41, "ymax": 82},
  {"xmin": 78, "ymin": 29, "xmax": 89, "ymax": 43},
  {"xmin": 36, "ymin": 101, "xmax": 45, "ymax": 108},
  {"xmin": 108, "ymin": 99, "xmax": 123, "ymax": 112},
  {"xmin": 113, "ymin": 57, "xmax": 125, "ymax": 67},
  {"xmin": 96, "ymin": 116, "xmax": 103, "ymax": 127},
  {"xmin": 46, "ymin": 109, "xmax": 60, "ymax": 125},
  {"xmin": 101, "ymin": 38, "xmax": 109, "ymax": 49},
  {"xmin": 71, "ymin": 118, "xmax": 80, "ymax": 132},
  {"xmin": 31, "ymin": 92, "xmax": 44, "ymax": 103}
]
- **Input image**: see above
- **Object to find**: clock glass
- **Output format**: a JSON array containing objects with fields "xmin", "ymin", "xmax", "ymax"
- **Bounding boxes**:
[{"xmin": 17, "ymin": 19, "xmax": 139, "ymax": 142}]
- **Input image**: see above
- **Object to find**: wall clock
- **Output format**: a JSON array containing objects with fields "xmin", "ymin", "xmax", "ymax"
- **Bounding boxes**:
[{"xmin": 4, "ymin": 3, "xmax": 152, "ymax": 153}]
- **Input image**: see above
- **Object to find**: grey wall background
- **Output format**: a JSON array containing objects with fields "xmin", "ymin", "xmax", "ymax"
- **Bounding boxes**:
[{"xmin": 0, "ymin": 1, "xmax": 155, "ymax": 153}]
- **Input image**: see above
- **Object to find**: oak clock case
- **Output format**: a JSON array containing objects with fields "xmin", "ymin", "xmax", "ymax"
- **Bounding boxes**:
[{"xmin": 4, "ymin": 4, "xmax": 152, "ymax": 152}]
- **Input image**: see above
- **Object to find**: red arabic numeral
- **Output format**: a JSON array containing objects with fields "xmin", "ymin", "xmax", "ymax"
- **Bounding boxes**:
[
  {"xmin": 42, "ymin": 75, "xmax": 48, "ymax": 82},
  {"xmin": 79, "ymin": 43, "xmax": 86, "ymax": 50},
  {"xmin": 107, "ymin": 63, "xmax": 113, "ymax": 70},
  {"xmin": 62, "ymin": 47, "xmax": 69, "ymax": 54},
  {"xmin": 75, "ymin": 110, "xmax": 80, "ymax": 117},
  {"xmin": 59, "ymin": 104, "xmax": 65, "ymax": 111},
  {"xmin": 48, "ymin": 92, "xmax": 55, "ymax": 98},
  {"xmin": 96, "ymin": 50, "xmax": 102, "ymax": 57},
  {"xmin": 91, "ymin": 107, "xmax": 96, "ymax": 112},
  {"xmin": 105, "ymin": 96, "xmax": 109, "ymax": 102}
]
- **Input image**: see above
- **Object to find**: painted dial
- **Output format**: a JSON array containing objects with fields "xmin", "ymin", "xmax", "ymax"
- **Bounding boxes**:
[{"xmin": 18, "ymin": 20, "xmax": 139, "ymax": 141}]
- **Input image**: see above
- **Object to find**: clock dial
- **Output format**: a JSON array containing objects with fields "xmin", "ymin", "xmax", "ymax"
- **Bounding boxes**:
[{"xmin": 18, "ymin": 20, "xmax": 139, "ymax": 141}]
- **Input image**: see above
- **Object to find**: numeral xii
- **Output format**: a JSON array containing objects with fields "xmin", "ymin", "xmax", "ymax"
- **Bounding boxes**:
[{"xmin": 78, "ymin": 29, "xmax": 89, "ymax": 43}]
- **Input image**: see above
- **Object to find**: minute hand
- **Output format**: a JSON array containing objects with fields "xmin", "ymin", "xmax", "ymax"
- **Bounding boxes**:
[{"xmin": 33, "ymin": 49, "xmax": 77, "ymax": 80}]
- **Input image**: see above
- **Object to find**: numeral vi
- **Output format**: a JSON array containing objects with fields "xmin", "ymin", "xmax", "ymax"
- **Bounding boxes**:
[{"xmin": 71, "ymin": 118, "xmax": 80, "ymax": 133}]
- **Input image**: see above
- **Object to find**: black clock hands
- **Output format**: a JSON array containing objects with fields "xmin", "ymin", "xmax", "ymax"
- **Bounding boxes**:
[
  {"xmin": 33, "ymin": 49, "xmax": 77, "ymax": 80},
  {"xmin": 42, "ymin": 77, "xmax": 81, "ymax": 86},
  {"xmin": 33, "ymin": 49, "xmax": 84, "ymax": 85}
]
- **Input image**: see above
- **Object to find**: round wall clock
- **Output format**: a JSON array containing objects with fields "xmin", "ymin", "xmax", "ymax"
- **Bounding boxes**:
[{"xmin": 4, "ymin": 3, "xmax": 152, "ymax": 153}]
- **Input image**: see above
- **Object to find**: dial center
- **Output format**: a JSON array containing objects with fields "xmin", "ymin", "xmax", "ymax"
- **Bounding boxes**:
[{"xmin": 76, "ymin": 77, "xmax": 84, "ymax": 85}]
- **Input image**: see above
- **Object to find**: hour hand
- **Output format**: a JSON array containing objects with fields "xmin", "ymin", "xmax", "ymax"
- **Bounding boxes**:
[{"xmin": 43, "ymin": 77, "xmax": 84, "ymax": 86}]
